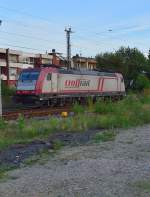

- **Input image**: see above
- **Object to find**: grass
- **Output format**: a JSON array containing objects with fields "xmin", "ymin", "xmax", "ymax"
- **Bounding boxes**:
[
  {"xmin": 0, "ymin": 93, "xmax": 150, "ymax": 151},
  {"xmin": 23, "ymin": 149, "xmax": 51, "ymax": 166},
  {"xmin": 0, "ymin": 165, "xmax": 17, "ymax": 181},
  {"xmin": 0, "ymin": 151, "xmax": 52, "ymax": 181},
  {"xmin": 52, "ymin": 140, "xmax": 64, "ymax": 150},
  {"xmin": 94, "ymin": 130, "xmax": 117, "ymax": 143},
  {"xmin": 72, "ymin": 102, "xmax": 85, "ymax": 114},
  {"xmin": 0, "ymin": 168, "xmax": 7, "ymax": 180},
  {"xmin": 134, "ymin": 180, "xmax": 150, "ymax": 192},
  {"xmin": 0, "ymin": 93, "xmax": 150, "ymax": 179}
]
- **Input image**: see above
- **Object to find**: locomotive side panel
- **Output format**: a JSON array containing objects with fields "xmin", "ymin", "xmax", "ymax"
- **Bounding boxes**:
[
  {"xmin": 41, "ymin": 69, "xmax": 58, "ymax": 94},
  {"xmin": 102, "ymin": 78, "xmax": 118, "ymax": 92},
  {"xmin": 51, "ymin": 73, "xmax": 58, "ymax": 92},
  {"xmin": 58, "ymin": 73, "xmax": 100, "ymax": 93},
  {"xmin": 42, "ymin": 72, "xmax": 52, "ymax": 93}
]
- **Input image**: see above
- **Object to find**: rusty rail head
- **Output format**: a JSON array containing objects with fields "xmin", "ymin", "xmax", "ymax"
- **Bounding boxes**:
[{"xmin": 3, "ymin": 106, "xmax": 72, "ymax": 120}]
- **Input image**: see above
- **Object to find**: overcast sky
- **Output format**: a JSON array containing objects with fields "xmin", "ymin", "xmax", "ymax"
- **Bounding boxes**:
[{"xmin": 0, "ymin": 0, "xmax": 150, "ymax": 57}]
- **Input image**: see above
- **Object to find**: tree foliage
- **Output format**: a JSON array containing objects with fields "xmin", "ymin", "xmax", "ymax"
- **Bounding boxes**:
[
  {"xmin": 96, "ymin": 46, "xmax": 150, "ymax": 89},
  {"xmin": 134, "ymin": 74, "xmax": 150, "ymax": 91}
]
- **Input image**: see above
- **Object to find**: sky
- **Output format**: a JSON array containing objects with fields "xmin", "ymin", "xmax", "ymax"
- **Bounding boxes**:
[{"xmin": 0, "ymin": 0, "xmax": 150, "ymax": 57}]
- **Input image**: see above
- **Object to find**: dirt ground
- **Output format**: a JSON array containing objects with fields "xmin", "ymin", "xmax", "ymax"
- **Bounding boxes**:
[{"xmin": 0, "ymin": 125, "xmax": 150, "ymax": 197}]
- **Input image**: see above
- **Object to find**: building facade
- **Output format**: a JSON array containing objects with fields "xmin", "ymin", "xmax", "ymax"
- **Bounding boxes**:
[
  {"xmin": 0, "ymin": 48, "xmax": 54, "ymax": 86},
  {"xmin": 0, "ymin": 48, "xmax": 37, "ymax": 86},
  {"xmin": 0, "ymin": 48, "xmax": 97, "ymax": 87},
  {"xmin": 72, "ymin": 54, "xmax": 97, "ymax": 70}
]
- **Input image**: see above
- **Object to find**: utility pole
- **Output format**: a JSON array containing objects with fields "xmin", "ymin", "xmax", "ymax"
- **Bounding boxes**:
[
  {"xmin": 0, "ymin": 20, "xmax": 2, "ymax": 116},
  {"xmin": 65, "ymin": 27, "xmax": 73, "ymax": 70}
]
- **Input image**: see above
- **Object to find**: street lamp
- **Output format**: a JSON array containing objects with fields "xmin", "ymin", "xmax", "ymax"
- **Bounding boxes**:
[{"xmin": 0, "ymin": 20, "xmax": 2, "ymax": 116}]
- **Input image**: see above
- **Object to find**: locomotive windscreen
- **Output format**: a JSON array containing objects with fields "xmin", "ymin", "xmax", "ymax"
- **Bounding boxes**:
[{"xmin": 19, "ymin": 71, "xmax": 40, "ymax": 81}]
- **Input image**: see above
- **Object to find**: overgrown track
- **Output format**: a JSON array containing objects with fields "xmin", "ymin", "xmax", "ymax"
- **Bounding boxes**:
[{"xmin": 2, "ymin": 106, "xmax": 72, "ymax": 120}]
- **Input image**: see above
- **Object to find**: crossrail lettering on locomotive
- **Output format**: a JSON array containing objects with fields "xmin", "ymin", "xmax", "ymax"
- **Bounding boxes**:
[{"xmin": 65, "ymin": 79, "xmax": 90, "ymax": 87}]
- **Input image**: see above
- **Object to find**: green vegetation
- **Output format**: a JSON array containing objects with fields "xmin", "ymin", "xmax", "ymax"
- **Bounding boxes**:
[
  {"xmin": 134, "ymin": 180, "xmax": 150, "ymax": 192},
  {"xmin": 96, "ymin": 46, "xmax": 150, "ymax": 89},
  {"xmin": 1, "ymin": 82, "xmax": 16, "ymax": 97},
  {"xmin": 0, "ymin": 168, "xmax": 7, "ymax": 180},
  {"xmin": 134, "ymin": 74, "xmax": 150, "ymax": 90},
  {"xmin": 0, "ymin": 149, "xmax": 52, "ymax": 181},
  {"xmin": 0, "ymin": 93, "xmax": 150, "ymax": 179},
  {"xmin": 94, "ymin": 130, "xmax": 116, "ymax": 142},
  {"xmin": 0, "ymin": 94, "xmax": 150, "ymax": 151},
  {"xmin": 23, "ymin": 149, "xmax": 50, "ymax": 166},
  {"xmin": 52, "ymin": 140, "xmax": 64, "ymax": 150},
  {"xmin": 72, "ymin": 102, "xmax": 85, "ymax": 114},
  {"xmin": 0, "ymin": 165, "xmax": 17, "ymax": 181},
  {"xmin": 1, "ymin": 82, "xmax": 16, "ymax": 108}
]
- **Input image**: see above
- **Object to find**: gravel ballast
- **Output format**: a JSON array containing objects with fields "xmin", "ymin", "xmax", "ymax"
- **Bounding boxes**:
[{"xmin": 0, "ymin": 125, "xmax": 150, "ymax": 197}]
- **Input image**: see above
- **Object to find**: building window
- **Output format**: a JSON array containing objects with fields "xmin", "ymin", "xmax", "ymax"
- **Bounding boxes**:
[
  {"xmin": 42, "ymin": 58, "xmax": 52, "ymax": 64},
  {"xmin": 21, "ymin": 57, "xmax": 34, "ymax": 64},
  {"xmin": 29, "ymin": 57, "xmax": 34, "ymax": 64},
  {"xmin": 22, "ymin": 57, "xmax": 30, "ymax": 64},
  {"xmin": 9, "ymin": 55, "xmax": 18, "ymax": 63}
]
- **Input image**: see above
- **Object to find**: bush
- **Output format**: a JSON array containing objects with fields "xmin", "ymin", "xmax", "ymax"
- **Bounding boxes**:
[
  {"xmin": 1, "ymin": 83, "xmax": 16, "ymax": 97},
  {"xmin": 72, "ymin": 102, "xmax": 85, "ymax": 114},
  {"xmin": 94, "ymin": 130, "xmax": 116, "ymax": 142},
  {"xmin": 0, "ymin": 118, "xmax": 6, "ymax": 129},
  {"xmin": 94, "ymin": 100, "xmax": 115, "ymax": 114},
  {"xmin": 134, "ymin": 74, "xmax": 150, "ymax": 91},
  {"xmin": 17, "ymin": 114, "xmax": 25, "ymax": 130}
]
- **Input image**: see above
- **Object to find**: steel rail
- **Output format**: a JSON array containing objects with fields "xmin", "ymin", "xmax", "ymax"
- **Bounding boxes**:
[{"xmin": 3, "ymin": 106, "xmax": 72, "ymax": 120}]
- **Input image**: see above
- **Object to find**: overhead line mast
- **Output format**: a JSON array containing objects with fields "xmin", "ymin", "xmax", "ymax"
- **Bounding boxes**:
[{"xmin": 65, "ymin": 27, "xmax": 73, "ymax": 70}]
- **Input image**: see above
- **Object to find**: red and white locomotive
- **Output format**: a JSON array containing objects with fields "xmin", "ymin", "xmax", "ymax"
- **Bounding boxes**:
[{"xmin": 15, "ymin": 65, "xmax": 125, "ymax": 105}]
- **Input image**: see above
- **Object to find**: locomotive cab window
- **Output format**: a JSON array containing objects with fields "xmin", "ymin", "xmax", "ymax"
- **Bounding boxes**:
[
  {"xmin": 47, "ymin": 73, "xmax": 51, "ymax": 81},
  {"xmin": 19, "ymin": 71, "xmax": 40, "ymax": 81}
]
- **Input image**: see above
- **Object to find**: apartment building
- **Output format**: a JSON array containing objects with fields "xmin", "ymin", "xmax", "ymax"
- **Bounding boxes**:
[
  {"xmin": 0, "ymin": 48, "xmax": 39, "ymax": 86},
  {"xmin": 0, "ymin": 48, "xmax": 97, "ymax": 87},
  {"xmin": 72, "ymin": 54, "xmax": 97, "ymax": 70},
  {"xmin": 48, "ymin": 49, "xmax": 66, "ymax": 67},
  {"xmin": 0, "ymin": 48, "xmax": 53, "ymax": 86},
  {"xmin": 35, "ymin": 53, "xmax": 53, "ymax": 67}
]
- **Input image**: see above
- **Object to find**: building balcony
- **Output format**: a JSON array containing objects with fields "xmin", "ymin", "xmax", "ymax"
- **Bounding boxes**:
[
  {"xmin": 0, "ymin": 61, "xmax": 34, "ymax": 69},
  {"xmin": 0, "ymin": 60, "xmax": 6, "ymax": 67}
]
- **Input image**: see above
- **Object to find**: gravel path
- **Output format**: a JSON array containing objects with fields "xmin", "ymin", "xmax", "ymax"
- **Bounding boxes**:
[{"xmin": 0, "ymin": 125, "xmax": 150, "ymax": 197}]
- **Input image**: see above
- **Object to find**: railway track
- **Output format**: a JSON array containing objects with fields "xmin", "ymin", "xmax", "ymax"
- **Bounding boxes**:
[{"xmin": 3, "ymin": 106, "xmax": 72, "ymax": 120}]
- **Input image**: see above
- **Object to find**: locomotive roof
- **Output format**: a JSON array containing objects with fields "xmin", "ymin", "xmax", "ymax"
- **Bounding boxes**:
[
  {"xmin": 40, "ymin": 64, "xmax": 117, "ymax": 76},
  {"xmin": 58, "ymin": 67, "xmax": 117, "ymax": 77},
  {"xmin": 22, "ymin": 65, "xmax": 117, "ymax": 77},
  {"xmin": 22, "ymin": 68, "xmax": 41, "ymax": 72}
]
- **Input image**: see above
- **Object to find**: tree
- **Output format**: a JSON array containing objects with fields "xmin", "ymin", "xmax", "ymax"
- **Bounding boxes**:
[
  {"xmin": 134, "ymin": 74, "xmax": 150, "ymax": 90},
  {"xmin": 146, "ymin": 49, "xmax": 150, "ymax": 72},
  {"xmin": 96, "ymin": 46, "xmax": 148, "ymax": 87}
]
